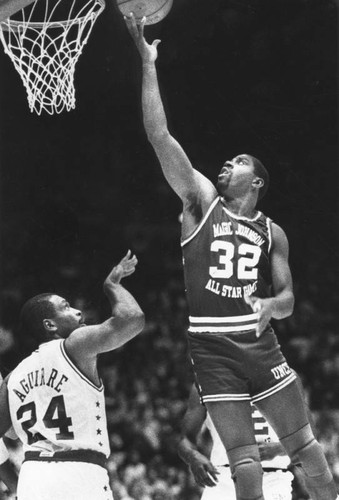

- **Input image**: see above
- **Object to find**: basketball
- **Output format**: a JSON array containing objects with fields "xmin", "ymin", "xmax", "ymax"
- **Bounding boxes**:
[{"xmin": 117, "ymin": 0, "xmax": 173, "ymax": 25}]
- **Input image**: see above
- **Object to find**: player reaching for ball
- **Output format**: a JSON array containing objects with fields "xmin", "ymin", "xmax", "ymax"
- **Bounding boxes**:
[
  {"xmin": 0, "ymin": 251, "xmax": 144, "ymax": 500},
  {"xmin": 125, "ymin": 14, "xmax": 338, "ymax": 500}
]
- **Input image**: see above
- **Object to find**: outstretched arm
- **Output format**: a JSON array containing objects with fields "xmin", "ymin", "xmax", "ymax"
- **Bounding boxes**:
[
  {"xmin": 65, "ymin": 250, "xmax": 145, "ymax": 363},
  {"xmin": 125, "ymin": 15, "xmax": 216, "ymax": 231},
  {"xmin": 178, "ymin": 385, "xmax": 219, "ymax": 487},
  {"xmin": 245, "ymin": 222, "xmax": 294, "ymax": 336}
]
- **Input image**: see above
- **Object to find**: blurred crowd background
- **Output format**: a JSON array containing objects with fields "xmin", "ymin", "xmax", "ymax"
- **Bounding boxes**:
[{"xmin": 0, "ymin": 0, "xmax": 338, "ymax": 498}]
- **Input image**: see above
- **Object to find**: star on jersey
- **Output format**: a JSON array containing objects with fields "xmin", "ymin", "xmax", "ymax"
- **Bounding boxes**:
[
  {"xmin": 96, "ymin": 415, "xmax": 101, "ymax": 420},
  {"xmin": 97, "ymin": 429, "xmax": 102, "ymax": 435},
  {"xmin": 96, "ymin": 401, "xmax": 100, "ymax": 407}
]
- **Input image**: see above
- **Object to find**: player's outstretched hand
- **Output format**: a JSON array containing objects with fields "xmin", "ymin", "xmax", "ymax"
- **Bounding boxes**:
[
  {"xmin": 124, "ymin": 13, "xmax": 160, "ymax": 63},
  {"xmin": 189, "ymin": 451, "xmax": 219, "ymax": 488},
  {"xmin": 244, "ymin": 294, "xmax": 274, "ymax": 338},
  {"xmin": 105, "ymin": 250, "xmax": 138, "ymax": 285}
]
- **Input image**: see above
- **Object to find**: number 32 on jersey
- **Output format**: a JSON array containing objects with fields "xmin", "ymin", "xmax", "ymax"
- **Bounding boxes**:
[{"xmin": 209, "ymin": 241, "xmax": 261, "ymax": 280}]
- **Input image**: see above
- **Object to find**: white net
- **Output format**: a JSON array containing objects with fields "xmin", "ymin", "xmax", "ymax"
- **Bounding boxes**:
[{"xmin": 0, "ymin": 0, "xmax": 105, "ymax": 115}]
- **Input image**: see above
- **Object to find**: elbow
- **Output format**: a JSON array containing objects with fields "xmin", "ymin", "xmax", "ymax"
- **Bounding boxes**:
[
  {"xmin": 279, "ymin": 293, "xmax": 295, "ymax": 319},
  {"xmin": 132, "ymin": 310, "xmax": 145, "ymax": 334},
  {"xmin": 286, "ymin": 292, "xmax": 295, "ymax": 317},
  {"xmin": 117, "ymin": 308, "xmax": 145, "ymax": 334},
  {"xmin": 145, "ymin": 126, "xmax": 169, "ymax": 145}
]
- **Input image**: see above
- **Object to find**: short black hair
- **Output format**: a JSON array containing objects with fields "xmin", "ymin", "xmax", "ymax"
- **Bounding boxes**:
[
  {"xmin": 19, "ymin": 293, "xmax": 56, "ymax": 343},
  {"xmin": 249, "ymin": 155, "xmax": 270, "ymax": 200}
]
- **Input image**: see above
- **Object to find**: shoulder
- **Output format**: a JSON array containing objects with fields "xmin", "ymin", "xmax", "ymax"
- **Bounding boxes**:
[
  {"xmin": 270, "ymin": 222, "xmax": 289, "ymax": 249},
  {"xmin": 183, "ymin": 171, "xmax": 218, "ymax": 214}
]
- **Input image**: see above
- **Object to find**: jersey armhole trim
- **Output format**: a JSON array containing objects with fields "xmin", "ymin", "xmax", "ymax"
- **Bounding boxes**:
[
  {"xmin": 60, "ymin": 341, "xmax": 104, "ymax": 392},
  {"xmin": 181, "ymin": 196, "xmax": 220, "ymax": 247},
  {"xmin": 267, "ymin": 217, "xmax": 272, "ymax": 253}
]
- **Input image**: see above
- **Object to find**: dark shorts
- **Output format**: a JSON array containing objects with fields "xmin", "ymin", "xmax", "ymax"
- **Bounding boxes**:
[{"xmin": 187, "ymin": 326, "xmax": 296, "ymax": 404}]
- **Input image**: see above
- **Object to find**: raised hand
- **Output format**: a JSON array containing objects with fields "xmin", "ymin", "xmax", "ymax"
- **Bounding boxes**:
[
  {"xmin": 105, "ymin": 250, "xmax": 138, "ymax": 285},
  {"xmin": 124, "ymin": 13, "xmax": 161, "ymax": 63}
]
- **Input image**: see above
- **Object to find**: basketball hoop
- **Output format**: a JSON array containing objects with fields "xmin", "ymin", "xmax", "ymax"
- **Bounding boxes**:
[{"xmin": 0, "ymin": 0, "xmax": 105, "ymax": 115}]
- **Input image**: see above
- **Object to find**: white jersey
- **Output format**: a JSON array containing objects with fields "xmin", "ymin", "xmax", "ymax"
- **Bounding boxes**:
[
  {"xmin": 7, "ymin": 339, "xmax": 110, "ymax": 457},
  {"xmin": 206, "ymin": 407, "xmax": 290, "ymax": 469}
]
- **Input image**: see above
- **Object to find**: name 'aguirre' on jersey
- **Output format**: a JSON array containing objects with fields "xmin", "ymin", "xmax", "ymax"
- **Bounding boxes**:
[
  {"xmin": 181, "ymin": 196, "xmax": 273, "ymax": 334},
  {"xmin": 7, "ymin": 339, "xmax": 110, "ymax": 457}
]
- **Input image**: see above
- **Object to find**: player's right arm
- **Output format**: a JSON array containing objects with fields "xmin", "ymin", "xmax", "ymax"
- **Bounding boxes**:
[
  {"xmin": 178, "ymin": 385, "xmax": 219, "ymax": 487},
  {"xmin": 0, "ymin": 438, "xmax": 17, "ymax": 496},
  {"xmin": 0, "ymin": 379, "xmax": 12, "ymax": 439},
  {"xmin": 125, "ymin": 15, "xmax": 217, "ymax": 236},
  {"xmin": 65, "ymin": 251, "xmax": 145, "ymax": 361},
  {"xmin": 0, "ymin": 0, "xmax": 35, "ymax": 22}
]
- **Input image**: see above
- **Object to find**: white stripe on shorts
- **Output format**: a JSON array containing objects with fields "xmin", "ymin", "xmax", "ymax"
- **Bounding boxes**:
[
  {"xmin": 202, "ymin": 393, "xmax": 251, "ymax": 403},
  {"xmin": 251, "ymin": 373, "xmax": 296, "ymax": 403}
]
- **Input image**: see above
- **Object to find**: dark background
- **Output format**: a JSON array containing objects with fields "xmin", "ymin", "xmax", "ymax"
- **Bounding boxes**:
[
  {"xmin": 0, "ymin": 0, "xmax": 338, "ymax": 336},
  {"xmin": 0, "ymin": 2, "xmax": 339, "ymax": 495}
]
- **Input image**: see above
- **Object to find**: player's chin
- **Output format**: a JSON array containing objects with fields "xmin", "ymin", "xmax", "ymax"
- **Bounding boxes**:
[{"xmin": 216, "ymin": 180, "xmax": 228, "ymax": 195}]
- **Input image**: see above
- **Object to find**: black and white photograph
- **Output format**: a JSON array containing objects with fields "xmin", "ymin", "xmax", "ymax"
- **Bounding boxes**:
[{"xmin": 0, "ymin": 1, "xmax": 338, "ymax": 499}]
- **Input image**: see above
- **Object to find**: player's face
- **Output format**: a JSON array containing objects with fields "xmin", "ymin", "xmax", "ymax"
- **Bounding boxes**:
[
  {"xmin": 49, "ymin": 295, "xmax": 84, "ymax": 338},
  {"xmin": 217, "ymin": 154, "xmax": 256, "ymax": 197}
]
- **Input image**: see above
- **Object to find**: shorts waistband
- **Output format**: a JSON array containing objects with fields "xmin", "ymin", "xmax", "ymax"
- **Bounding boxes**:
[{"xmin": 24, "ymin": 449, "xmax": 107, "ymax": 469}]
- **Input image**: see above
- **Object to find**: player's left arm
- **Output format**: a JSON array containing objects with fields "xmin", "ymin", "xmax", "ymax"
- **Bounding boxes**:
[
  {"xmin": 0, "ymin": 379, "xmax": 13, "ymax": 439},
  {"xmin": 178, "ymin": 385, "xmax": 219, "ymax": 487},
  {"xmin": 246, "ymin": 222, "xmax": 294, "ymax": 336},
  {"xmin": 0, "ymin": 438, "xmax": 17, "ymax": 495}
]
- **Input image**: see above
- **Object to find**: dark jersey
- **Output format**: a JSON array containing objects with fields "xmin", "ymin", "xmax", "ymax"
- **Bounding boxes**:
[{"xmin": 181, "ymin": 196, "xmax": 272, "ymax": 333}]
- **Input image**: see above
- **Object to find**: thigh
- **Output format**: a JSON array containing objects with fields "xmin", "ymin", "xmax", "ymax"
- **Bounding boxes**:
[
  {"xmin": 188, "ymin": 332, "xmax": 251, "ymax": 402},
  {"xmin": 255, "ymin": 380, "xmax": 309, "ymax": 439},
  {"xmin": 205, "ymin": 400, "xmax": 256, "ymax": 451}
]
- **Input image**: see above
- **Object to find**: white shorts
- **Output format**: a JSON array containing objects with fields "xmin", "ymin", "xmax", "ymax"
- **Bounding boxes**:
[
  {"xmin": 17, "ymin": 460, "xmax": 114, "ymax": 500},
  {"xmin": 201, "ymin": 466, "xmax": 293, "ymax": 500}
]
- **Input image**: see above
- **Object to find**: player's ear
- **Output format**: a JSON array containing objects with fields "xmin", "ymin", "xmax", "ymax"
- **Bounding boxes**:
[
  {"xmin": 252, "ymin": 177, "xmax": 264, "ymax": 190},
  {"xmin": 43, "ymin": 319, "xmax": 57, "ymax": 332}
]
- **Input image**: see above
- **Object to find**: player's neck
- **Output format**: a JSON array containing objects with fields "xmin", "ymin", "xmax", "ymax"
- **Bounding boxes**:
[{"xmin": 222, "ymin": 196, "xmax": 258, "ymax": 218}]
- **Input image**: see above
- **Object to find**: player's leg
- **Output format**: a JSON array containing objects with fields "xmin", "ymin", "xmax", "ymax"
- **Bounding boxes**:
[
  {"xmin": 0, "ymin": 0, "xmax": 35, "ymax": 22},
  {"xmin": 205, "ymin": 400, "xmax": 264, "ymax": 500},
  {"xmin": 255, "ymin": 381, "xmax": 338, "ymax": 500}
]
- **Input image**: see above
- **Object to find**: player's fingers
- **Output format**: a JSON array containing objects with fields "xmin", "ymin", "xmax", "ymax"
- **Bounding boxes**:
[
  {"xmin": 124, "ymin": 12, "xmax": 139, "ymax": 37},
  {"xmin": 152, "ymin": 39, "xmax": 161, "ymax": 48},
  {"xmin": 204, "ymin": 471, "xmax": 218, "ymax": 486},
  {"xmin": 139, "ymin": 15, "xmax": 146, "ymax": 34},
  {"xmin": 206, "ymin": 466, "xmax": 219, "ymax": 481},
  {"xmin": 120, "ymin": 249, "xmax": 131, "ymax": 262},
  {"xmin": 244, "ymin": 294, "xmax": 257, "ymax": 310}
]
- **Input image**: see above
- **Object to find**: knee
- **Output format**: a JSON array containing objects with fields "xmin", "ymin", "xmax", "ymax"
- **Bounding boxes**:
[
  {"xmin": 281, "ymin": 426, "xmax": 332, "ymax": 485},
  {"xmin": 228, "ymin": 444, "xmax": 263, "ymax": 500},
  {"xmin": 292, "ymin": 439, "xmax": 332, "ymax": 484}
]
